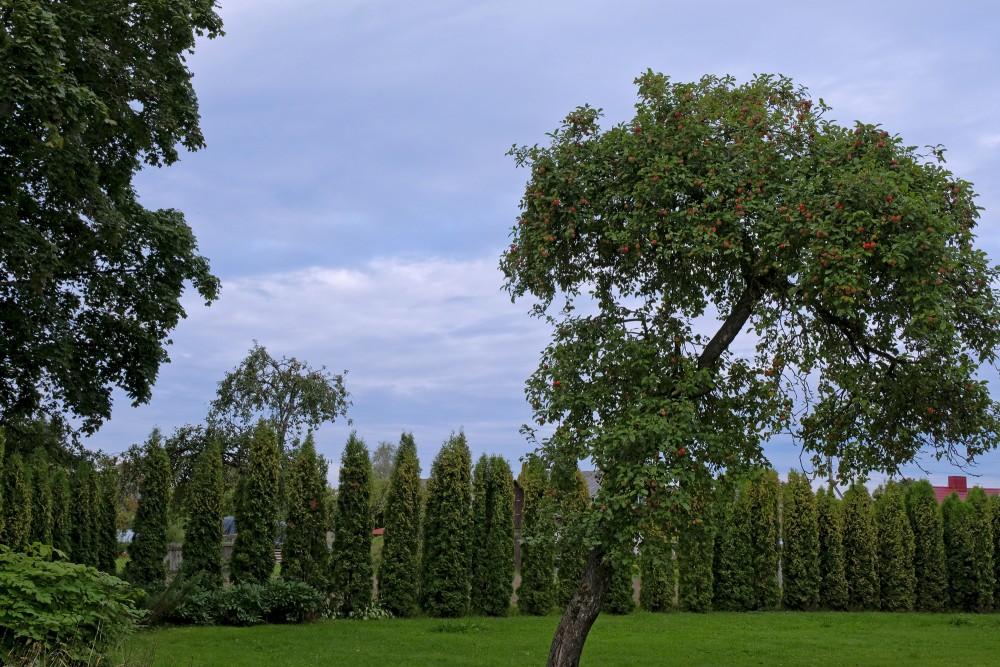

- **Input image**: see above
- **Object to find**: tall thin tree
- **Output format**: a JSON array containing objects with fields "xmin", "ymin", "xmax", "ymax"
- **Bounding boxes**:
[
  {"xmin": 875, "ymin": 481, "xmax": 916, "ymax": 611},
  {"xmin": 230, "ymin": 421, "xmax": 281, "ymax": 585},
  {"xmin": 377, "ymin": 432, "xmax": 423, "ymax": 617},
  {"xmin": 330, "ymin": 432, "xmax": 374, "ymax": 615},
  {"xmin": 182, "ymin": 441, "xmax": 225, "ymax": 589},
  {"xmin": 471, "ymin": 455, "xmax": 515, "ymax": 616},
  {"xmin": 126, "ymin": 437, "xmax": 170, "ymax": 590},
  {"xmin": 815, "ymin": 487, "xmax": 848, "ymax": 610},
  {"xmin": 422, "ymin": 431, "xmax": 473, "ymax": 617},
  {"xmin": 781, "ymin": 470, "xmax": 820, "ymax": 610}
]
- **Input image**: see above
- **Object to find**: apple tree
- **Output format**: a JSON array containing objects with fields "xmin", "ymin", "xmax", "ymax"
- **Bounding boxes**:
[{"xmin": 501, "ymin": 71, "xmax": 1000, "ymax": 666}]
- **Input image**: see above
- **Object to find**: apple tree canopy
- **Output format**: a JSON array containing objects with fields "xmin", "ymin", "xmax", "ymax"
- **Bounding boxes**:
[
  {"xmin": 502, "ymin": 70, "xmax": 1000, "ymax": 551},
  {"xmin": 0, "ymin": 0, "xmax": 223, "ymax": 434}
]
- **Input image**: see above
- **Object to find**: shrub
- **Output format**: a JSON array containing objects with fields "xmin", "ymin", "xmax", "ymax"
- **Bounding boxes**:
[
  {"xmin": 377, "ymin": 432, "xmax": 423, "ymax": 617},
  {"xmin": 422, "ymin": 431, "xmax": 473, "ymax": 617},
  {"xmin": 815, "ymin": 487, "xmax": 848, "ymax": 610},
  {"xmin": 942, "ymin": 491, "xmax": 977, "ymax": 611},
  {"xmin": 0, "ymin": 544, "xmax": 144, "ymax": 661},
  {"xmin": 470, "ymin": 454, "xmax": 515, "ymax": 617},
  {"xmin": 875, "ymin": 481, "xmax": 916, "ymax": 611},
  {"xmin": 905, "ymin": 480, "xmax": 949, "ymax": 611},
  {"xmin": 230, "ymin": 421, "xmax": 281, "ymax": 585},
  {"xmin": 781, "ymin": 470, "xmax": 820, "ymax": 610},
  {"xmin": 330, "ymin": 432, "xmax": 373, "ymax": 615},
  {"xmin": 171, "ymin": 579, "xmax": 326, "ymax": 626}
]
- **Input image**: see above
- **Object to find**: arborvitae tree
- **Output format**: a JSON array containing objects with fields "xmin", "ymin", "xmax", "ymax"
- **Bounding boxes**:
[
  {"xmin": 1, "ymin": 453, "xmax": 32, "ymax": 550},
  {"xmin": 677, "ymin": 516, "xmax": 714, "ymax": 612},
  {"xmin": 842, "ymin": 483, "xmax": 880, "ymax": 610},
  {"xmin": 422, "ymin": 431, "xmax": 473, "ymax": 617},
  {"xmin": 97, "ymin": 467, "xmax": 120, "ymax": 574},
  {"xmin": 517, "ymin": 456, "xmax": 555, "ymax": 616},
  {"xmin": 69, "ymin": 460, "xmax": 97, "ymax": 566},
  {"xmin": 942, "ymin": 492, "xmax": 977, "ymax": 611},
  {"xmin": 126, "ymin": 437, "xmax": 170, "ymax": 590},
  {"xmin": 992, "ymin": 495, "xmax": 1000, "ymax": 610},
  {"xmin": 330, "ymin": 432, "xmax": 374, "ymax": 615},
  {"xmin": 0, "ymin": 430, "xmax": 4, "ymax": 538},
  {"xmin": 281, "ymin": 435, "xmax": 329, "ymax": 592},
  {"xmin": 712, "ymin": 478, "xmax": 754, "ymax": 611},
  {"xmin": 966, "ymin": 487, "xmax": 995, "ymax": 612},
  {"xmin": 554, "ymin": 463, "xmax": 589, "ymax": 608},
  {"xmin": 230, "ymin": 421, "xmax": 281, "ymax": 585},
  {"xmin": 470, "ymin": 455, "xmax": 515, "ymax": 617},
  {"xmin": 28, "ymin": 452, "xmax": 53, "ymax": 546},
  {"xmin": 50, "ymin": 465, "xmax": 72, "ymax": 556},
  {"xmin": 182, "ymin": 441, "xmax": 225, "ymax": 589},
  {"xmin": 747, "ymin": 468, "xmax": 781, "ymax": 610},
  {"xmin": 639, "ymin": 530, "xmax": 675, "ymax": 612},
  {"xmin": 782, "ymin": 470, "xmax": 820, "ymax": 610},
  {"xmin": 905, "ymin": 480, "xmax": 949, "ymax": 612},
  {"xmin": 603, "ymin": 550, "xmax": 637, "ymax": 615},
  {"xmin": 815, "ymin": 487, "xmax": 848, "ymax": 610},
  {"xmin": 377, "ymin": 432, "xmax": 422, "ymax": 617},
  {"xmin": 875, "ymin": 481, "xmax": 916, "ymax": 611}
]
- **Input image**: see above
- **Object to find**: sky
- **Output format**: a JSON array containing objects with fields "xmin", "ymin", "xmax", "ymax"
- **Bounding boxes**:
[{"xmin": 84, "ymin": 0, "xmax": 1000, "ymax": 488}]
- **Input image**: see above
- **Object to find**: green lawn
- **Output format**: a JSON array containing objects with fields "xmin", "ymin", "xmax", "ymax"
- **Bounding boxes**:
[{"xmin": 120, "ymin": 611, "xmax": 1000, "ymax": 666}]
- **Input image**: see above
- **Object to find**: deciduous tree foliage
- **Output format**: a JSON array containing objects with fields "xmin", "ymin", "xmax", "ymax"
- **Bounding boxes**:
[
  {"xmin": 208, "ymin": 343, "xmax": 350, "ymax": 456},
  {"xmin": 422, "ymin": 431, "xmax": 473, "ymax": 617},
  {"xmin": 905, "ymin": 480, "xmax": 949, "ymax": 612},
  {"xmin": 501, "ymin": 71, "xmax": 1000, "ymax": 666},
  {"xmin": 330, "ymin": 432, "xmax": 373, "ymax": 615},
  {"xmin": 781, "ymin": 470, "xmax": 820, "ymax": 610},
  {"xmin": 0, "ymin": 0, "xmax": 223, "ymax": 434},
  {"xmin": 182, "ymin": 440, "xmax": 224, "ymax": 589},
  {"xmin": 281, "ymin": 435, "xmax": 329, "ymax": 592},
  {"xmin": 377, "ymin": 433, "xmax": 423, "ymax": 617},
  {"xmin": 875, "ymin": 481, "xmax": 916, "ymax": 611},
  {"xmin": 815, "ymin": 487, "xmax": 848, "ymax": 610},
  {"xmin": 230, "ymin": 422, "xmax": 280, "ymax": 586},
  {"xmin": 126, "ymin": 437, "xmax": 170, "ymax": 590}
]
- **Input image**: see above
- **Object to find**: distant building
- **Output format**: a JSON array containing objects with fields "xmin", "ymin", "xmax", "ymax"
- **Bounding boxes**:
[{"xmin": 932, "ymin": 476, "xmax": 1000, "ymax": 502}]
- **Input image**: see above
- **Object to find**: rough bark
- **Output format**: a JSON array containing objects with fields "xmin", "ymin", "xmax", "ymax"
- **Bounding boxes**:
[{"xmin": 547, "ymin": 548, "xmax": 612, "ymax": 667}]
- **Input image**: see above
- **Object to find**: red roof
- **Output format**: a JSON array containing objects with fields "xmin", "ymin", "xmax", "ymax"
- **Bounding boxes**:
[
  {"xmin": 372, "ymin": 527, "xmax": 385, "ymax": 536},
  {"xmin": 932, "ymin": 476, "xmax": 1000, "ymax": 502}
]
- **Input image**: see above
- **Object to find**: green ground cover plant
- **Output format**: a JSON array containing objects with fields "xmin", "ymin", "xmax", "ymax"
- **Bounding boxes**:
[{"xmin": 124, "ymin": 612, "xmax": 1000, "ymax": 667}]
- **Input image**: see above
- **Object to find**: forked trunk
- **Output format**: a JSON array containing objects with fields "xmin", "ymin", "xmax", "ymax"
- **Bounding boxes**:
[{"xmin": 546, "ymin": 547, "xmax": 613, "ymax": 667}]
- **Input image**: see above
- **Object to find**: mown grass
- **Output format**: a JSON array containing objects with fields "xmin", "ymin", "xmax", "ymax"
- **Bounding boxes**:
[{"xmin": 122, "ymin": 611, "xmax": 1000, "ymax": 666}]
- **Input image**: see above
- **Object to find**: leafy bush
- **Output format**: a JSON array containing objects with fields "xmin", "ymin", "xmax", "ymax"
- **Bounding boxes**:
[
  {"xmin": 170, "ymin": 579, "xmax": 326, "ymax": 626},
  {"xmin": 0, "ymin": 544, "xmax": 144, "ymax": 662}
]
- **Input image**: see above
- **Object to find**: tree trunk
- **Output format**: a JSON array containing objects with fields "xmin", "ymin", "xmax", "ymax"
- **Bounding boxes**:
[{"xmin": 547, "ymin": 547, "xmax": 613, "ymax": 667}]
